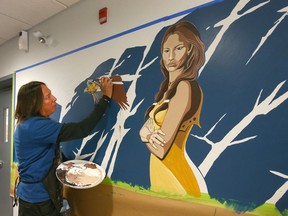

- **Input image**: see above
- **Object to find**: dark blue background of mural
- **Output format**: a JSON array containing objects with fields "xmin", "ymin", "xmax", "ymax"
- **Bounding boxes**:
[{"xmin": 56, "ymin": 0, "xmax": 288, "ymax": 214}]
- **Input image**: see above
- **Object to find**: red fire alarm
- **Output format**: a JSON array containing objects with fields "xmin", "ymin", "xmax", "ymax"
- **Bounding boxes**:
[{"xmin": 99, "ymin": 7, "xmax": 108, "ymax": 24}]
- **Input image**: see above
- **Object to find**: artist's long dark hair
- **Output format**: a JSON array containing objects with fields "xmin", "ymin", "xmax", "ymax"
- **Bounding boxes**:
[
  {"xmin": 15, "ymin": 81, "xmax": 45, "ymax": 124},
  {"xmin": 145, "ymin": 21, "xmax": 205, "ymax": 122}
]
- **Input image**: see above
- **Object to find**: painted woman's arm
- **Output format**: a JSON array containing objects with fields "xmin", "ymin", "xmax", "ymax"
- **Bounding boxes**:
[
  {"xmin": 139, "ymin": 118, "xmax": 154, "ymax": 143},
  {"xmin": 148, "ymin": 81, "xmax": 191, "ymax": 159},
  {"xmin": 140, "ymin": 117, "xmax": 166, "ymax": 156}
]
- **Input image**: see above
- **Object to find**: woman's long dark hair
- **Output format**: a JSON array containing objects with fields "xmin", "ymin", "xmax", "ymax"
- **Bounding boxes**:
[
  {"xmin": 15, "ymin": 81, "xmax": 45, "ymax": 124},
  {"xmin": 145, "ymin": 21, "xmax": 205, "ymax": 121}
]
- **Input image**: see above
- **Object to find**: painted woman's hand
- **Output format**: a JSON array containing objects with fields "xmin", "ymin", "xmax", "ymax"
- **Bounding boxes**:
[{"xmin": 147, "ymin": 129, "xmax": 166, "ymax": 149}]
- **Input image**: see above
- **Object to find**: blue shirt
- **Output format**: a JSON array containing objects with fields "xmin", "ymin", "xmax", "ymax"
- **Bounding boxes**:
[{"xmin": 14, "ymin": 116, "xmax": 63, "ymax": 203}]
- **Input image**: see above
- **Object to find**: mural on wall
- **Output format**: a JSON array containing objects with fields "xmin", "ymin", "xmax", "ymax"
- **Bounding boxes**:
[
  {"xmin": 139, "ymin": 21, "xmax": 205, "ymax": 197},
  {"xmin": 13, "ymin": 0, "xmax": 287, "ymax": 215}
]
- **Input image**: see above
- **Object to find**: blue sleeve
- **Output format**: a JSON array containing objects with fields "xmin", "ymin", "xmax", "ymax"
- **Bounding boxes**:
[
  {"xmin": 57, "ymin": 96, "xmax": 109, "ymax": 142},
  {"xmin": 29, "ymin": 117, "xmax": 63, "ymax": 144}
]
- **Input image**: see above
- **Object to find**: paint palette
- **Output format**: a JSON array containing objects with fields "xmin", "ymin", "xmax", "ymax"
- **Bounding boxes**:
[{"xmin": 56, "ymin": 160, "xmax": 106, "ymax": 189}]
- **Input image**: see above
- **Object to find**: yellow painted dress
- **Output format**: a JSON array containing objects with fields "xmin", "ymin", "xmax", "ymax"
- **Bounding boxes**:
[{"xmin": 149, "ymin": 98, "xmax": 202, "ymax": 197}]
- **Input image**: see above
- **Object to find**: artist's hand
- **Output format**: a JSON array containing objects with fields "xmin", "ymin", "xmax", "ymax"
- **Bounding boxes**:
[{"xmin": 100, "ymin": 77, "xmax": 113, "ymax": 98}]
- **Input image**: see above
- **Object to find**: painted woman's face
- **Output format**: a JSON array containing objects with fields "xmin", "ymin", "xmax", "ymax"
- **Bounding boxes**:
[{"xmin": 162, "ymin": 33, "xmax": 189, "ymax": 72}]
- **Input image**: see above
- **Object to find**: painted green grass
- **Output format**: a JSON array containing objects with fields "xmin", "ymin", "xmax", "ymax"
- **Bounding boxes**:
[{"xmin": 103, "ymin": 178, "xmax": 284, "ymax": 216}]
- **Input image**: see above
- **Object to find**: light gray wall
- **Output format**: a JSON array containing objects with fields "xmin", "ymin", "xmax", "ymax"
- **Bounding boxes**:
[{"xmin": 0, "ymin": 0, "xmax": 204, "ymax": 79}]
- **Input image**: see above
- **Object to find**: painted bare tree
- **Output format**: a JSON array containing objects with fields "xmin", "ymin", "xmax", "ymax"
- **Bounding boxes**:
[
  {"xmin": 266, "ymin": 171, "xmax": 288, "ymax": 204},
  {"xmin": 193, "ymin": 80, "xmax": 288, "ymax": 177},
  {"xmin": 101, "ymin": 49, "xmax": 158, "ymax": 177}
]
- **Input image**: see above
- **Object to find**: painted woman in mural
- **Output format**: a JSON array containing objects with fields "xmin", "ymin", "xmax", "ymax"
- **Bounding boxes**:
[{"xmin": 139, "ymin": 21, "xmax": 205, "ymax": 197}]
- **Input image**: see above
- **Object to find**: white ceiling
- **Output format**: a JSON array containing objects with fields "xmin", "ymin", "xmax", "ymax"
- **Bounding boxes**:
[{"xmin": 0, "ymin": 0, "xmax": 81, "ymax": 46}]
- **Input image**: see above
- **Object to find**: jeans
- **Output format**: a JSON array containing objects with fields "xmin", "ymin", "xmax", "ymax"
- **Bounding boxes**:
[{"xmin": 19, "ymin": 198, "xmax": 61, "ymax": 216}]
